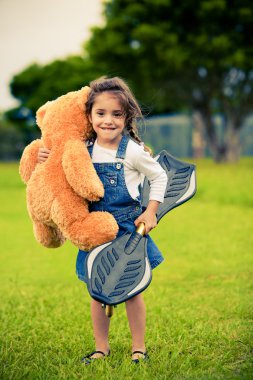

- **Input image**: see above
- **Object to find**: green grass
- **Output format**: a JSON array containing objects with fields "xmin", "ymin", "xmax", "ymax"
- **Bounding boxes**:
[{"xmin": 0, "ymin": 159, "xmax": 253, "ymax": 380}]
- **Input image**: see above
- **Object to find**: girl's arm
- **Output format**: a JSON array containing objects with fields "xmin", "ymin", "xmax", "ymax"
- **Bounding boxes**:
[
  {"xmin": 130, "ymin": 143, "xmax": 167, "ymax": 234},
  {"xmin": 134, "ymin": 200, "xmax": 160, "ymax": 234}
]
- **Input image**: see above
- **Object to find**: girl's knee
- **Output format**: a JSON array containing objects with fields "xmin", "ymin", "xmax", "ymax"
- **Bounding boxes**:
[{"xmin": 126, "ymin": 293, "xmax": 144, "ymax": 305}]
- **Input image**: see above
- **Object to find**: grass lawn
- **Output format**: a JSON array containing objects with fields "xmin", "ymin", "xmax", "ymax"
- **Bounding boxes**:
[{"xmin": 0, "ymin": 159, "xmax": 252, "ymax": 380}]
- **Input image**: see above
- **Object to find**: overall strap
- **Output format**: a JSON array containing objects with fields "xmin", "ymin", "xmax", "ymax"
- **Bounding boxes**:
[
  {"xmin": 87, "ymin": 136, "xmax": 129, "ymax": 159},
  {"xmin": 87, "ymin": 142, "xmax": 94, "ymax": 157},
  {"xmin": 116, "ymin": 135, "xmax": 129, "ymax": 159}
]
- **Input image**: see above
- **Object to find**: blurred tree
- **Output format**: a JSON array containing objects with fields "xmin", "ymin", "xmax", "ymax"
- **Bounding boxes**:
[
  {"xmin": 8, "ymin": 56, "xmax": 97, "ymax": 137},
  {"xmin": 0, "ymin": 115, "xmax": 24, "ymax": 160},
  {"xmin": 85, "ymin": 0, "xmax": 253, "ymax": 161}
]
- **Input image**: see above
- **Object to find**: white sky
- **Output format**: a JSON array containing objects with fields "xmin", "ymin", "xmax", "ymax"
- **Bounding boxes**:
[{"xmin": 0, "ymin": 0, "xmax": 103, "ymax": 111}]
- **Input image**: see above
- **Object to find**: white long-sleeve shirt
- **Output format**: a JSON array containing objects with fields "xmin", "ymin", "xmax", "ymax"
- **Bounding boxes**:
[{"xmin": 90, "ymin": 139, "xmax": 167, "ymax": 203}]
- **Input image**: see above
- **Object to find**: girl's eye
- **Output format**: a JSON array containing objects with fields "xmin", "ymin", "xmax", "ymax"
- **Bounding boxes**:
[{"xmin": 95, "ymin": 111, "xmax": 124, "ymax": 118}]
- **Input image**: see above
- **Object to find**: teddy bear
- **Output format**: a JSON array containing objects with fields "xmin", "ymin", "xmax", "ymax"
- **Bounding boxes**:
[{"xmin": 19, "ymin": 87, "xmax": 118, "ymax": 250}]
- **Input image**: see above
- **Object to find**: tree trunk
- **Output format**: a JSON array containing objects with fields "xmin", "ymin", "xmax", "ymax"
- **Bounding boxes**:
[
  {"xmin": 196, "ymin": 110, "xmax": 224, "ymax": 162},
  {"xmin": 224, "ymin": 119, "xmax": 241, "ymax": 162},
  {"xmin": 195, "ymin": 110, "xmax": 241, "ymax": 162},
  {"xmin": 191, "ymin": 111, "xmax": 206, "ymax": 158}
]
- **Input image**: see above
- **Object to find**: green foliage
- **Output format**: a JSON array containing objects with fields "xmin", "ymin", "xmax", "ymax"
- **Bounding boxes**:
[
  {"xmin": 85, "ymin": 0, "xmax": 253, "ymax": 161},
  {"xmin": 7, "ymin": 56, "xmax": 99, "ymax": 147},
  {"xmin": 10, "ymin": 56, "xmax": 96, "ymax": 114},
  {"xmin": 86, "ymin": 0, "xmax": 253, "ymax": 112},
  {"xmin": 0, "ymin": 159, "xmax": 252, "ymax": 379},
  {"xmin": 6, "ymin": 0, "xmax": 253, "ymax": 160}
]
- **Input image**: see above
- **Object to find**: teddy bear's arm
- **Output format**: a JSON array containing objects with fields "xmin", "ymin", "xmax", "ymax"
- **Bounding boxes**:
[
  {"xmin": 62, "ymin": 139, "xmax": 104, "ymax": 201},
  {"xmin": 19, "ymin": 139, "xmax": 43, "ymax": 184}
]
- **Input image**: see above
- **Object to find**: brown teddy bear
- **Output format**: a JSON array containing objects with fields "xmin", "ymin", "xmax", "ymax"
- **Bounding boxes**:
[{"xmin": 19, "ymin": 87, "xmax": 118, "ymax": 250}]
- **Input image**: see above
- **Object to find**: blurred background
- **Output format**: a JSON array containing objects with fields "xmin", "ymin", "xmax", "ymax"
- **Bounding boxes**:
[
  {"xmin": 1, "ymin": 2, "xmax": 253, "ymax": 378},
  {"xmin": 1, "ymin": 0, "xmax": 253, "ymax": 162}
]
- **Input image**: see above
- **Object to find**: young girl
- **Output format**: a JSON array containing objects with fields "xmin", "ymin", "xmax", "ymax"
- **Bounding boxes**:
[{"xmin": 38, "ymin": 76, "xmax": 167, "ymax": 364}]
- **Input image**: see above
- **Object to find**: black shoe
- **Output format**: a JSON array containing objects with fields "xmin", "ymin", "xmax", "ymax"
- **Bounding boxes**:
[
  {"xmin": 131, "ymin": 350, "xmax": 148, "ymax": 364},
  {"xmin": 81, "ymin": 350, "xmax": 110, "ymax": 365}
]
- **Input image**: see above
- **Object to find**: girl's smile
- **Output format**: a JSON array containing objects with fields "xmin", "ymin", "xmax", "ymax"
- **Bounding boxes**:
[{"xmin": 89, "ymin": 92, "xmax": 126, "ymax": 149}]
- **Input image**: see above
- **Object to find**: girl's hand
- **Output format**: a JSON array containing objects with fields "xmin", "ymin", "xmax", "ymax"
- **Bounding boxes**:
[
  {"xmin": 134, "ymin": 200, "xmax": 160, "ymax": 234},
  {"xmin": 38, "ymin": 147, "xmax": 50, "ymax": 163}
]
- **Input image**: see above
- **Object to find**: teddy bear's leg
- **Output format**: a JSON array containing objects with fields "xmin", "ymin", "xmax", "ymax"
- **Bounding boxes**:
[
  {"xmin": 33, "ymin": 220, "xmax": 66, "ymax": 248},
  {"xmin": 51, "ymin": 193, "xmax": 118, "ymax": 251}
]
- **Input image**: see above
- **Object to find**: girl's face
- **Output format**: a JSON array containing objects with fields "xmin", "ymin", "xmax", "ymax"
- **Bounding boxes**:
[{"xmin": 88, "ymin": 91, "xmax": 126, "ymax": 149}]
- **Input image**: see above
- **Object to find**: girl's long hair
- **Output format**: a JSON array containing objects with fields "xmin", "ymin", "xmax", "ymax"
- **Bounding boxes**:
[{"xmin": 86, "ymin": 76, "xmax": 152, "ymax": 154}]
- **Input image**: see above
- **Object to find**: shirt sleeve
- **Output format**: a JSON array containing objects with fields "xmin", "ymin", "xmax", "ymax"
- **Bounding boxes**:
[{"xmin": 132, "ymin": 144, "xmax": 167, "ymax": 203}]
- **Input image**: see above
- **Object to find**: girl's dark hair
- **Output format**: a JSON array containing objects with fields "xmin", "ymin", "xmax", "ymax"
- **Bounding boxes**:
[{"xmin": 86, "ymin": 76, "xmax": 152, "ymax": 154}]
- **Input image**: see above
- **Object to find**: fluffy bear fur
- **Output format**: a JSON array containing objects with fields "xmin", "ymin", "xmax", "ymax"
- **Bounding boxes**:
[{"xmin": 19, "ymin": 87, "xmax": 118, "ymax": 250}]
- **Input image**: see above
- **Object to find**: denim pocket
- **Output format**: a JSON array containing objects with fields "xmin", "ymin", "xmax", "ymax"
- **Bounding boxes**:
[
  {"xmin": 102, "ymin": 174, "xmax": 118, "ymax": 200},
  {"xmin": 103, "ymin": 174, "xmax": 117, "ymax": 187}
]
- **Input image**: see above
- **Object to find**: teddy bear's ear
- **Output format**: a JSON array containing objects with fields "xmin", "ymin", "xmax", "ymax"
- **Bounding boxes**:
[
  {"xmin": 77, "ymin": 86, "xmax": 91, "ymax": 111},
  {"xmin": 36, "ymin": 101, "xmax": 51, "ymax": 126}
]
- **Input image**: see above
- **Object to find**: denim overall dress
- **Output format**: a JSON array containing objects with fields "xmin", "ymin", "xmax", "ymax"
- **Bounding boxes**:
[{"xmin": 76, "ymin": 135, "xmax": 164, "ymax": 283}]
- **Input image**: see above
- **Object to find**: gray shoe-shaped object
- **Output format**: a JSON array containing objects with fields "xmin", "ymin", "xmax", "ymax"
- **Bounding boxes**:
[
  {"xmin": 86, "ymin": 223, "xmax": 151, "ymax": 306},
  {"xmin": 141, "ymin": 150, "xmax": 196, "ymax": 222},
  {"xmin": 86, "ymin": 151, "xmax": 196, "ymax": 307}
]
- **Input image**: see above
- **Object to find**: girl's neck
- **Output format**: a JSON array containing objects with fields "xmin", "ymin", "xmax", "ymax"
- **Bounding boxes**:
[{"xmin": 96, "ymin": 135, "xmax": 122, "ymax": 150}]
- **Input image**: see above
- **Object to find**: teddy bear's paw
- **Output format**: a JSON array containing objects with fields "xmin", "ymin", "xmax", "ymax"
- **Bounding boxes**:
[
  {"xmin": 64, "ymin": 211, "xmax": 119, "ymax": 251},
  {"xmin": 50, "ymin": 194, "xmax": 117, "ymax": 250},
  {"xmin": 86, "ymin": 184, "xmax": 105, "ymax": 202},
  {"xmin": 33, "ymin": 221, "xmax": 66, "ymax": 248}
]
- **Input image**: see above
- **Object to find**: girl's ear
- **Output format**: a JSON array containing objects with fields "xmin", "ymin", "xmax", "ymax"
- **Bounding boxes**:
[{"xmin": 88, "ymin": 113, "xmax": 92, "ymax": 124}]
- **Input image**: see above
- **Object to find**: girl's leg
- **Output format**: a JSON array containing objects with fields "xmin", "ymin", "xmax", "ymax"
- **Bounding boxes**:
[
  {"xmin": 90, "ymin": 298, "xmax": 110, "ymax": 357},
  {"xmin": 125, "ymin": 293, "xmax": 146, "ymax": 360}
]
